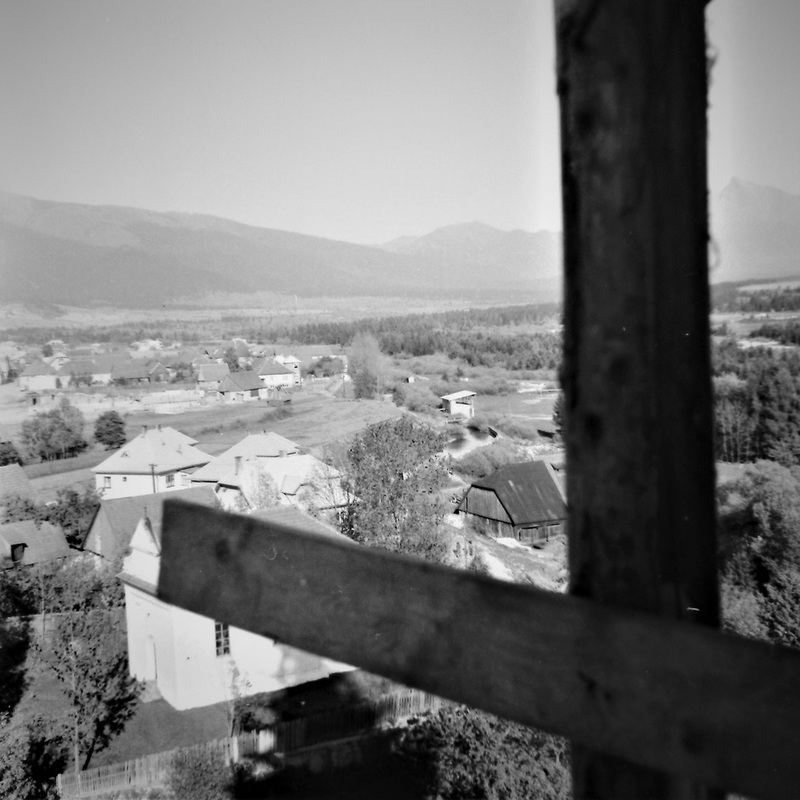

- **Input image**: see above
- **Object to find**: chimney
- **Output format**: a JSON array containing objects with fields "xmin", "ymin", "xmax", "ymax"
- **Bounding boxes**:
[
  {"xmin": 235, "ymin": 456, "xmax": 242, "ymax": 475},
  {"xmin": 157, "ymin": 423, "xmax": 162, "ymax": 432},
  {"xmin": 141, "ymin": 425, "xmax": 148, "ymax": 435}
]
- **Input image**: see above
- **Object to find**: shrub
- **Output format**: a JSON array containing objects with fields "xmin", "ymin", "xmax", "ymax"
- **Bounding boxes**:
[
  {"xmin": 393, "ymin": 383, "xmax": 441, "ymax": 414},
  {"xmin": 166, "ymin": 747, "xmax": 233, "ymax": 800},
  {"xmin": 454, "ymin": 442, "xmax": 521, "ymax": 480}
]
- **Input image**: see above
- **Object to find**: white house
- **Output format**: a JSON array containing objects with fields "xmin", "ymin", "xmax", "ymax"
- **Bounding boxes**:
[
  {"xmin": 190, "ymin": 432, "xmax": 345, "ymax": 512},
  {"xmin": 18, "ymin": 360, "xmax": 59, "ymax": 392},
  {"xmin": 120, "ymin": 503, "xmax": 355, "ymax": 710},
  {"xmin": 274, "ymin": 355, "xmax": 302, "ymax": 385},
  {"xmin": 254, "ymin": 359, "xmax": 295, "ymax": 390},
  {"xmin": 92, "ymin": 425, "xmax": 212, "ymax": 499}
]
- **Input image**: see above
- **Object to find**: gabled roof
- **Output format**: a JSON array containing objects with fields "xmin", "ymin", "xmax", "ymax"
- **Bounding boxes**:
[
  {"xmin": 249, "ymin": 505, "xmax": 353, "ymax": 544},
  {"xmin": 92, "ymin": 426, "xmax": 210, "ymax": 475},
  {"xmin": 460, "ymin": 460, "xmax": 566, "ymax": 526},
  {"xmin": 112, "ymin": 362, "xmax": 151, "ymax": 380},
  {"xmin": 197, "ymin": 363, "xmax": 230, "ymax": 382},
  {"xmin": 216, "ymin": 453, "xmax": 333, "ymax": 497},
  {"xmin": 20, "ymin": 360, "xmax": 55, "ymax": 377},
  {"xmin": 191, "ymin": 432, "xmax": 300, "ymax": 484},
  {"xmin": 218, "ymin": 371, "xmax": 265, "ymax": 393},
  {"xmin": 0, "ymin": 463, "xmax": 32, "ymax": 500},
  {"xmin": 0, "ymin": 520, "xmax": 70, "ymax": 565},
  {"xmin": 116, "ymin": 485, "xmax": 219, "ymax": 551},
  {"xmin": 442, "ymin": 390, "xmax": 476, "ymax": 401},
  {"xmin": 255, "ymin": 359, "xmax": 293, "ymax": 376}
]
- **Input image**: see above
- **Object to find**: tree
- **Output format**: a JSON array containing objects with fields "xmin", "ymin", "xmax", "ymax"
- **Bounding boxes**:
[
  {"xmin": 44, "ymin": 609, "xmax": 140, "ymax": 770},
  {"xmin": 222, "ymin": 348, "xmax": 240, "ymax": 373},
  {"xmin": 20, "ymin": 399, "xmax": 87, "ymax": 462},
  {"xmin": 348, "ymin": 331, "xmax": 384, "ymax": 399},
  {"xmin": 0, "ymin": 441, "xmax": 22, "ymax": 466},
  {"xmin": 396, "ymin": 704, "xmax": 570, "ymax": 800},
  {"xmin": 552, "ymin": 391, "xmax": 566, "ymax": 440},
  {"xmin": 41, "ymin": 343, "xmax": 53, "ymax": 358},
  {"xmin": 339, "ymin": 417, "xmax": 450, "ymax": 562},
  {"xmin": 717, "ymin": 460, "xmax": 800, "ymax": 647},
  {"xmin": 0, "ymin": 716, "xmax": 68, "ymax": 800},
  {"xmin": 94, "ymin": 411, "xmax": 126, "ymax": 450}
]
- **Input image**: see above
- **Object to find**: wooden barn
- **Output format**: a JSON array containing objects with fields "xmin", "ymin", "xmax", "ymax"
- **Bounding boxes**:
[{"xmin": 457, "ymin": 460, "xmax": 566, "ymax": 545}]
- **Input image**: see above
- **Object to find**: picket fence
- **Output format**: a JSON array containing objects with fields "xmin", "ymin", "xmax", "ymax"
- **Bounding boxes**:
[{"xmin": 56, "ymin": 688, "xmax": 441, "ymax": 798}]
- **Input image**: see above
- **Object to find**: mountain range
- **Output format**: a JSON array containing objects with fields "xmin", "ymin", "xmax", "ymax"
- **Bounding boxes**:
[
  {"xmin": 1, "ymin": 178, "xmax": 798, "ymax": 308},
  {"xmin": 0, "ymin": 192, "xmax": 560, "ymax": 308}
]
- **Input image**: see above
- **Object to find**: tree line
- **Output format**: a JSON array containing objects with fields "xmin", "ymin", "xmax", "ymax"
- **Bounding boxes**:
[
  {"xmin": 712, "ymin": 339, "xmax": 800, "ymax": 465},
  {"xmin": 712, "ymin": 283, "xmax": 800, "ymax": 313}
]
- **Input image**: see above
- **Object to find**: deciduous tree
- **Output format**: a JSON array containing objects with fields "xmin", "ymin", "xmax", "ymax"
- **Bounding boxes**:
[
  {"xmin": 396, "ymin": 704, "xmax": 570, "ymax": 800},
  {"xmin": 45, "ymin": 609, "xmax": 140, "ymax": 770},
  {"xmin": 348, "ymin": 331, "xmax": 384, "ymax": 399},
  {"xmin": 0, "ymin": 441, "xmax": 22, "ymax": 466},
  {"xmin": 339, "ymin": 417, "xmax": 450, "ymax": 562},
  {"xmin": 94, "ymin": 411, "xmax": 126, "ymax": 450}
]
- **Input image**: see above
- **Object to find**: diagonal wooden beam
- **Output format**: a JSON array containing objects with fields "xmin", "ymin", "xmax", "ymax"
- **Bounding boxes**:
[{"xmin": 160, "ymin": 500, "xmax": 800, "ymax": 800}]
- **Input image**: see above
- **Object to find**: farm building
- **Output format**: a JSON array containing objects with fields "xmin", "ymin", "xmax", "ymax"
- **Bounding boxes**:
[
  {"xmin": 457, "ymin": 460, "xmax": 566, "ymax": 545},
  {"xmin": 441, "ymin": 390, "xmax": 476, "ymax": 419},
  {"xmin": 0, "ymin": 520, "xmax": 70, "ymax": 567},
  {"xmin": 217, "ymin": 371, "xmax": 269, "ymax": 401}
]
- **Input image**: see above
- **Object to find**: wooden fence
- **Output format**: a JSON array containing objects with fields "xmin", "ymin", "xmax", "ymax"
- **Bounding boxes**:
[{"xmin": 56, "ymin": 688, "xmax": 441, "ymax": 798}]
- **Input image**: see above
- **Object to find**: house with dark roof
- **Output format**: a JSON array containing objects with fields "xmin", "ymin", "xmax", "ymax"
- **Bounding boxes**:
[
  {"xmin": 82, "ymin": 484, "xmax": 218, "ymax": 563},
  {"xmin": 196, "ymin": 362, "xmax": 230, "ymax": 389},
  {"xmin": 457, "ymin": 460, "xmax": 567, "ymax": 545},
  {"xmin": 0, "ymin": 520, "xmax": 70, "ymax": 567},
  {"xmin": 217, "ymin": 371, "xmax": 269, "ymax": 401},
  {"xmin": 120, "ymin": 502, "xmax": 354, "ymax": 710},
  {"xmin": 92, "ymin": 425, "xmax": 212, "ymax": 499},
  {"xmin": 18, "ymin": 360, "xmax": 59, "ymax": 392}
]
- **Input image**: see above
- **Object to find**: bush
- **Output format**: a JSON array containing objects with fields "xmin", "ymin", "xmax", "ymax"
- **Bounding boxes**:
[
  {"xmin": 166, "ymin": 747, "xmax": 233, "ymax": 800},
  {"xmin": 393, "ymin": 383, "xmax": 441, "ymax": 414},
  {"xmin": 94, "ymin": 411, "xmax": 126, "ymax": 449},
  {"xmin": 454, "ymin": 442, "xmax": 521, "ymax": 481}
]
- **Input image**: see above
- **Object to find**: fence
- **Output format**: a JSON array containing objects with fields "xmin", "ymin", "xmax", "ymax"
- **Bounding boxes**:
[{"xmin": 56, "ymin": 688, "xmax": 440, "ymax": 798}]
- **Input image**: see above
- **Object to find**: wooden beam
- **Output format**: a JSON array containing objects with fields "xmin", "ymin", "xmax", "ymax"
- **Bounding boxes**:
[
  {"xmin": 160, "ymin": 501, "xmax": 800, "ymax": 800},
  {"xmin": 555, "ymin": 1, "xmax": 718, "ymax": 796}
]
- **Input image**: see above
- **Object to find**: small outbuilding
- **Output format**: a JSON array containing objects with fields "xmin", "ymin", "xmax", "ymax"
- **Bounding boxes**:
[
  {"xmin": 441, "ymin": 390, "xmax": 476, "ymax": 419},
  {"xmin": 0, "ymin": 520, "xmax": 70, "ymax": 567},
  {"xmin": 457, "ymin": 460, "xmax": 567, "ymax": 545}
]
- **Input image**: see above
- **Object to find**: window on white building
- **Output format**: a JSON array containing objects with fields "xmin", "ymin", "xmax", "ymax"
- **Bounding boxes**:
[
  {"xmin": 165, "ymin": 473, "xmax": 175, "ymax": 488},
  {"xmin": 103, "ymin": 476, "xmax": 111, "ymax": 489},
  {"xmin": 215, "ymin": 621, "xmax": 230, "ymax": 656}
]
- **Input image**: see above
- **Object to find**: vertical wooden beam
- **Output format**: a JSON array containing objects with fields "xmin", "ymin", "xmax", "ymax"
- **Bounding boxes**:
[{"xmin": 554, "ymin": 2, "xmax": 721, "ymax": 798}]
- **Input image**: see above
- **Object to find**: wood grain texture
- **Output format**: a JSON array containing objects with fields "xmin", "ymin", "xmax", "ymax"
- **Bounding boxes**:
[
  {"xmin": 160, "ymin": 500, "xmax": 800, "ymax": 800},
  {"xmin": 556, "ymin": 1, "xmax": 718, "ymax": 796}
]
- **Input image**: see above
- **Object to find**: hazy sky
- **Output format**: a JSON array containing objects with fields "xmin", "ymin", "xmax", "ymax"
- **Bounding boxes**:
[{"xmin": 0, "ymin": 1, "xmax": 798, "ymax": 243}]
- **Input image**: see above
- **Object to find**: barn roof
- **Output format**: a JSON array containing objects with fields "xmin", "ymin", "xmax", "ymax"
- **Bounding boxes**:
[
  {"xmin": 255, "ymin": 359, "xmax": 294, "ymax": 376},
  {"xmin": 460, "ymin": 460, "xmax": 566, "ymax": 526},
  {"xmin": 0, "ymin": 520, "xmax": 70, "ymax": 565}
]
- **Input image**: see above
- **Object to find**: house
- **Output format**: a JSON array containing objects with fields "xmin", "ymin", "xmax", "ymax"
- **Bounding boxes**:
[
  {"xmin": 18, "ymin": 360, "xmax": 59, "ymax": 392},
  {"xmin": 82, "ymin": 485, "xmax": 218, "ymax": 563},
  {"xmin": 457, "ymin": 460, "xmax": 567, "ymax": 545},
  {"xmin": 111, "ymin": 361, "xmax": 152, "ymax": 385},
  {"xmin": 274, "ymin": 354, "xmax": 302, "ymax": 385},
  {"xmin": 0, "ymin": 463, "xmax": 32, "ymax": 504},
  {"xmin": 92, "ymin": 425, "xmax": 212, "ymax": 499},
  {"xmin": 441, "ymin": 390, "xmax": 476, "ymax": 419},
  {"xmin": 196, "ymin": 362, "xmax": 230, "ymax": 390},
  {"xmin": 254, "ymin": 359, "xmax": 295, "ymax": 390},
  {"xmin": 148, "ymin": 362, "xmax": 170, "ymax": 383},
  {"xmin": 0, "ymin": 520, "xmax": 70, "ymax": 568},
  {"xmin": 190, "ymin": 432, "xmax": 344, "ymax": 511},
  {"xmin": 120, "ymin": 503, "xmax": 354, "ymax": 710},
  {"xmin": 217, "ymin": 371, "xmax": 269, "ymax": 401}
]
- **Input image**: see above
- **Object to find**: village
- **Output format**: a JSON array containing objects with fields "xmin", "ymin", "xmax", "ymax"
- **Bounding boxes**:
[{"xmin": 0, "ymin": 330, "xmax": 570, "ymax": 798}]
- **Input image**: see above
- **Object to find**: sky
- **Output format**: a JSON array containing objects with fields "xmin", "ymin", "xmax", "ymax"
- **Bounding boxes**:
[{"xmin": 0, "ymin": 1, "xmax": 798, "ymax": 244}]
